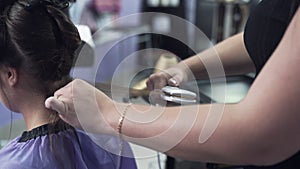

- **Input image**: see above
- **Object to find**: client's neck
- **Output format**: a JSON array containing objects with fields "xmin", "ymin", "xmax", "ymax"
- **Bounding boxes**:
[{"xmin": 21, "ymin": 95, "xmax": 56, "ymax": 131}]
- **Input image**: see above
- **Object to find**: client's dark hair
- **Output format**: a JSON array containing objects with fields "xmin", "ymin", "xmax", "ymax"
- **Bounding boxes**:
[
  {"xmin": 0, "ymin": 0, "xmax": 81, "ymax": 141},
  {"xmin": 0, "ymin": 0, "xmax": 80, "ymax": 93}
]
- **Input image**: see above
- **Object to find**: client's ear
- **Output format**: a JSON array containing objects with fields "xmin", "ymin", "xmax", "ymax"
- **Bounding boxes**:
[
  {"xmin": 0, "ymin": 66, "xmax": 18, "ymax": 87},
  {"xmin": 7, "ymin": 67, "xmax": 18, "ymax": 87}
]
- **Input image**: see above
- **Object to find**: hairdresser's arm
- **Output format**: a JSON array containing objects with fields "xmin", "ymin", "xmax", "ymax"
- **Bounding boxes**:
[
  {"xmin": 147, "ymin": 32, "xmax": 255, "ymax": 89},
  {"xmin": 45, "ymin": 9, "xmax": 300, "ymax": 165},
  {"xmin": 112, "ymin": 10, "xmax": 300, "ymax": 165},
  {"xmin": 185, "ymin": 32, "xmax": 255, "ymax": 78}
]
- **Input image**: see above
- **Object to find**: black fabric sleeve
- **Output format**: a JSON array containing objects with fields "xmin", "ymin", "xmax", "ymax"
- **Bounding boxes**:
[{"xmin": 243, "ymin": 0, "xmax": 299, "ymax": 73}]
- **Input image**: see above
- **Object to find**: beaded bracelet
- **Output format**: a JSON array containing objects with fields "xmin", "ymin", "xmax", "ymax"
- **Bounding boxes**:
[
  {"xmin": 117, "ymin": 103, "xmax": 132, "ymax": 138},
  {"xmin": 116, "ymin": 103, "xmax": 132, "ymax": 169}
]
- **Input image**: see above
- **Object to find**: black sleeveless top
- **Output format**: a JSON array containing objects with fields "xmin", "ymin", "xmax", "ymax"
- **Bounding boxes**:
[
  {"xmin": 243, "ymin": 0, "xmax": 300, "ymax": 168},
  {"xmin": 244, "ymin": 0, "xmax": 299, "ymax": 73}
]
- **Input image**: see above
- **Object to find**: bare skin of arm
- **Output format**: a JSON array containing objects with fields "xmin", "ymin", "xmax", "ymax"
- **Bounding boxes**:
[
  {"xmin": 184, "ymin": 32, "xmax": 255, "ymax": 79},
  {"xmin": 147, "ymin": 32, "xmax": 256, "ymax": 90},
  {"xmin": 46, "ymin": 8, "xmax": 300, "ymax": 167},
  {"xmin": 113, "ymin": 10, "xmax": 300, "ymax": 165}
]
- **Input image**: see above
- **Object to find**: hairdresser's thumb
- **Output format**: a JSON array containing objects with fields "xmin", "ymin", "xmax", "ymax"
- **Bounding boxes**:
[
  {"xmin": 168, "ymin": 75, "xmax": 182, "ymax": 87},
  {"xmin": 45, "ymin": 97, "xmax": 66, "ymax": 114}
]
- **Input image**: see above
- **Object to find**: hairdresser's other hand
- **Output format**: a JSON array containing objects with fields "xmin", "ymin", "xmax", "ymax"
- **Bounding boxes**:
[
  {"xmin": 146, "ymin": 65, "xmax": 188, "ymax": 91},
  {"xmin": 45, "ymin": 79, "xmax": 118, "ymax": 135}
]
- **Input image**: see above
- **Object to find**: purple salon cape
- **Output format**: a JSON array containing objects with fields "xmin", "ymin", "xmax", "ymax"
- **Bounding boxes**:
[{"xmin": 0, "ymin": 124, "xmax": 137, "ymax": 169}]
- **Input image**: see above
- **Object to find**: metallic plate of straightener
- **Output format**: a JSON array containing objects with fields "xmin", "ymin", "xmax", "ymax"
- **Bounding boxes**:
[{"xmin": 160, "ymin": 86, "xmax": 197, "ymax": 104}]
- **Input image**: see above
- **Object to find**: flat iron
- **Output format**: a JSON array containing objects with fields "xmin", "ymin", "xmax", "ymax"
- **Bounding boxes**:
[{"xmin": 160, "ymin": 86, "xmax": 197, "ymax": 104}]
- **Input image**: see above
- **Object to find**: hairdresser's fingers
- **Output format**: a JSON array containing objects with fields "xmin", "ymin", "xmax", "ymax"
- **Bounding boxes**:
[
  {"xmin": 53, "ymin": 81, "xmax": 73, "ymax": 98},
  {"xmin": 45, "ymin": 96, "xmax": 66, "ymax": 114},
  {"xmin": 168, "ymin": 74, "xmax": 183, "ymax": 87},
  {"xmin": 147, "ymin": 72, "xmax": 170, "ymax": 91}
]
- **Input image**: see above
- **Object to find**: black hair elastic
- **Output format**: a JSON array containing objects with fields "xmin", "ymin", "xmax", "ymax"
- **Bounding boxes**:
[{"xmin": 25, "ymin": 0, "xmax": 71, "ymax": 10}]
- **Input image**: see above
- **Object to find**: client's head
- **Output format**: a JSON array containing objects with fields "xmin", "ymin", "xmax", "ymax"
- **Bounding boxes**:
[{"xmin": 0, "ymin": 0, "xmax": 80, "ymax": 115}]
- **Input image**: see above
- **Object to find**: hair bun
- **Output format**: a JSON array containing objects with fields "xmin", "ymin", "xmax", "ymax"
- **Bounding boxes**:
[
  {"xmin": 2, "ymin": 0, "xmax": 79, "ymax": 88},
  {"xmin": 46, "ymin": 6, "xmax": 81, "ymax": 54}
]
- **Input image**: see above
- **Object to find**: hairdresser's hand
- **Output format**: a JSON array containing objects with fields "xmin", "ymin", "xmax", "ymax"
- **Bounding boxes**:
[
  {"xmin": 146, "ymin": 65, "xmax": 188, "ymax": 91},
  {"xmin": 45, "ymin": 79, "xmax": 120, "ymax": 135}
]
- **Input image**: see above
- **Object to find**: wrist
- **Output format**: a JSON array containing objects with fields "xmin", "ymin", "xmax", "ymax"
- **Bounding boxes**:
[
  {"xmin": 105, "ymin": 102, "xmax": 130, "ymax": 136},
  {"xmin": 177, "ymin": 62, "xmax": 192, "ymax": 81},
  {"xmin": 117, "ymin": 103, "xmax": 131, "ymax": 138}
]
